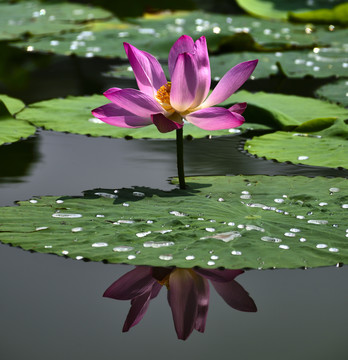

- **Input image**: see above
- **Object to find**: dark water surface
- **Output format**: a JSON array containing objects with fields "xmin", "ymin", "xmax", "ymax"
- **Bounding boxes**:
[{"xmin": 1, "ymin": 47, "xmax": 347, "ymax": 359}]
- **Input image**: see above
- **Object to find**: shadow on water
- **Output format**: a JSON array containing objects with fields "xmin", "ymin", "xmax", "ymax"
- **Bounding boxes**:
[{"xmin": 0, "ymin": 136, "xmax": 40, "ymax": 183}]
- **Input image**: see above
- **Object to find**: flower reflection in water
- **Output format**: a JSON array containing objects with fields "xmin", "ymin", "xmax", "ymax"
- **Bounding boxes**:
[{"xmin": 104, "ymin": 266, "xmax": 256, "ymax": 340}]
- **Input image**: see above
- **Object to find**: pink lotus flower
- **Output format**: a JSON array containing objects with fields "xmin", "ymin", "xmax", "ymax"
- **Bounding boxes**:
[
  {"xmin": 104, "ymin": 266, "xmax": 256, "ymax": 340},
  {"xmin": 92, "ymin": 35, "xmax": 258, "ymax": 133}
]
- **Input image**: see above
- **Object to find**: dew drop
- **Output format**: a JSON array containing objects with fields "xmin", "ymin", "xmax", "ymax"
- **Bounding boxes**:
[
  {"xmin": 207, "ymin": 261, "xmax": 215, "ymax": 266},
  {"xmin": 62, "ymin": 250, "xmax": 69, "ymax": 255},
  {"xmin": 329, "ymin": 187, "xmax": 340, "ymax": 193},
  {"xmin": 240, "ymin": 194, "xmax": 251, "ymax": 199},
  {"xmin": 284, "ymin": 232, "xmax": 296, "ymax": 237},
  {"xmin": 56, "ymin": 199, "xmax": 64, "ymax": 204},
  {"xmin": 114, "ymin": 220, "xmax": 134, "ymax": 224},
  {"xmin": 127, "ymin": 255, "xmax": 136, "ymax": 260},
  {"xmin": 36, "ymin": 226, "xmax": 48, "ymax": 231},
  {"xmin": 143, "ymin": 241, "xmax": 174, "ymax": 248},
  {"xmin": 186, "ymin": 255, "xmax": 195, "ymax": 260},
  {"xmin": 123, "ymin": 203, "xmax": 130, "ymax": 207},
  {"xmin": 274, "ymin": 198, "xmax": 284, "ymax": 203},
  {"xmin": 296, "ymin": 215, "xmax": 305, "ymax": 219},
  {"xmin": 92, "ymin": 242, "xmax": 108, "ymax": 248},
  {"xmin": 201, "ymin": 231, "xmax": 241, "ymax": 242},
  {"xmin": 319, "ymin": 202, "xmax": 328, "ymax": 206},
  {"xmin": 136, "ymin": 231, "xmax": 151, "ymax": 238},
  {"xmin": 298, "ymin": 156, "xmax": 309, "ymax": 160},
  {"xmin": 44, "ymin": 245, "xmax": 52, "ymax": 249},
  {"xmin": 52, "ymin": 213, "xmax": 82, "ymax": 218},
  {"xmin": 329, "ymin": 247, "xmax": 339, "ymax": 253},
  {"xmin": 308, "ymin": 219, "xmax": 328, "ymax": 225},
  {"xmin": 94, "ymin": 192, "xmax": 117, "ymax": 199},
  {"xmin": 231, "ymin": 250, "xmax": 242, "ymax": 255},
  {"xmin": 290, "ymin": 228, "xmax": 301, "ymax": 233},
  {"xmin": 89, "ymin": 117, "xmax": 105, "ymax": 124},
  {"xmin": 218, "ymin": 198, "xmax": 225, "ymax": 202},
  {"xmin": 228, "ymin": 222, "xmax": 235, "ymax": 226},
  {"xmin": 169, "ymin": 211, "xmax": 187, "ymax": 217},
  {"xmin": 156, "ymin": 229, "xmax": 173, "ymax": 234},
  {"xmin": 245, "ymin": 225, "xmax": 265, "ymax": 232},
  {"xmin": 279, "ymin": 245, "xmax": 289, "ymax": 250},
  {"xmin": 113, "ymin": 246, "xmax": 134, "ymax": 252},
  {"xmin": 210, "ymin": 255, "xmax": 219, "ymax": 260},
  {"xmin": 159, "ymin": 254, "xmax": 173, "ymax": 261},
  {"xmin": 299, "ymin": 237, "xmax": 307, "ymax": 242},
  {"xmin": 133, "ymin": 191, "xmax": 145, "ymax": 197},
  {"xmin": 205, "ymin": 227, "xmax": 215, "ymax": 232},
  {"xmin": 146, "ymin": 220, "xmax": 154, "ymax": 224},
  {"xmin": 316, "ymin": 244, "xmax": 328, "ymax": 249},
  {"xmin": 261, "ymin": 236, "xmax": 282, "ymax": 243},
  {"xmin": 76, "ymin": 256, "xmax": 83, "ymax": 260},
  {"xmin": 341, "ymin": 204, "xmax": 348, "ymax": 209},
  {"xmin": 29, "ymin": 199, "xmax": 38, "ymax": 204}
]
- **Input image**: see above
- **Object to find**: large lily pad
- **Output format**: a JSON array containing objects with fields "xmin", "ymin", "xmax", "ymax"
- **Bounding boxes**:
[
  {"xmin": 223, "ymin": 91, "xmax": 348, "ymax": 129},
  {"xmin": 0, "ymin": 176, "xmax": 347, "ymax": 269},
  {"xmin": 11, "ymin": 11, "xmax": 330, "ymax": 58},
  {"xmin": 236, "ymin": 0, "xmax": 345, "ymax": 20},
  {"xmin": 245, "ymin": 118, "xmax": 348, "ymax": 169},
  {"xmin": 289, "ymin": 3, "xmax": 348, "ymax": 26},
  {"xmin": 14, "ymin": 94, "xmax": 248, "ymax": 139},
  {"xmin": 316, "ymin": 79, "xmax": 348, "ymax": 107},
  {"xmin": 0, "ymin": 95, "xmax": 36, "ymax": 146},
  {"xmin": 106, "ymin": 45, "xmax": 348, "ymax": 81},
  {"xmin": 0, "ymin": 1, "xmax": 113, "ymax": 41},
  {"xmin": 212, "ymin": 47, "xmax": 348, "ymax": 79},
  {"xmin": 15, "ymin": 91, "xmax": 348, "ymax": 139}
]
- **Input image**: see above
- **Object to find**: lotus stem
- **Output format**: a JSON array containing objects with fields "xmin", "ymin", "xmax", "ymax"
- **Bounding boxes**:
[{"xmin": 176, "ymin": 127, "xmax": 186, "ymax": 189}]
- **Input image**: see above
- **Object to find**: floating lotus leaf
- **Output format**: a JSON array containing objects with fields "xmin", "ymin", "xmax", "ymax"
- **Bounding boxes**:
[
  {"xmin": 221, "ymin": 47, "xmax": 348, "ymax": 79},
  {"xmin": 316, "ymin": 79, "xmax": 348, "ymax": 107},
  {"xmin": 11, "ymin": 10, "xmax": 331, "ymax": 58},
  {"xmin": 0, "ymin": 176, "xmax": 347, "ymax": 269},
  {"xmin": 15, "ymin": 94, "xmax": 243, "ymax": 139},
  {"xmin": 289, "ymin": 3, "xmax": 348, "ymax": 26},
  {"xmin": 106, "ymin": 39, "xmax": 348, "ymax": 81},
  {"xmin": 236, "ymin": 0, "xmax": 345, "ymax": 20},
  {"xmin": 245, "ymin": 118, "xmax": 348, "ymax": 169},
  {"xmin": 0, "ymin": 95, "xmax": 36, "ymax": 146},
  {"xmin": 16, "ymin": 91, "xmax": 348, "ymax": 139},
  {"xmin": 0, "ymin": 1, "xmax": 113, "ymax": 41},
  {"xmin": 223, "ymin": 91, "xmax": 348, "ymax": 129}
]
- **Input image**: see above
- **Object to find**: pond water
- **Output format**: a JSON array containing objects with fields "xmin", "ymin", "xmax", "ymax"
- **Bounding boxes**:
[{"xmin": 1, "ymin": 30, "xmax": 347, "ymax": 359}]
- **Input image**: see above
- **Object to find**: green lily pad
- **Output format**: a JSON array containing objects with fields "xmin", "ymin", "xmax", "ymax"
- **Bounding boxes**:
[
  {"xmin": 316, "ymin": 79, "xmax": 348, "ymax": 106},
  {"xmin": 236, "ymin": 0, "xmax": 345, "ymax": 20},
  {"xmin": 210, "ymin": 47, "xmax": 348, "ymax": 79},
  {"xmin": 245, "ymin": 117, "xmax": 348, "ymax": 169},
  {"xmin": 15, "ymin": 94, "xmax": 249, "ymax": 139},
  {"xmin": 16, "ymin": 91, "xmax": 348, "ymax": 139},
  {"xmin": 289, "ymin": 3, "xmax": 348, "ymax": 26},
  {"xmin": 11, "ymin": 10, "xmax": 330, "ymax": 58},
  {"xmin": 0, "ymin": 176, "xmax": 347, "ymax": 269},
  {"xmin": 0, "ymin": 1, "xmax": 113, "ymax": 41},
  {"xmin": 0, "ymin": 94, "xmax": 36, "ymax": 146},
  {"xmin": 223, "ymin": 91, "xmax": 348, "ymax": 130}
]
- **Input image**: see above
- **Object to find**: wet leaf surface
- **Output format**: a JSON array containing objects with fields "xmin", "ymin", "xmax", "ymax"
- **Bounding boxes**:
[{"xmin": 0, "ymin": 176, "xmax": 347, "ymax": 269}]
